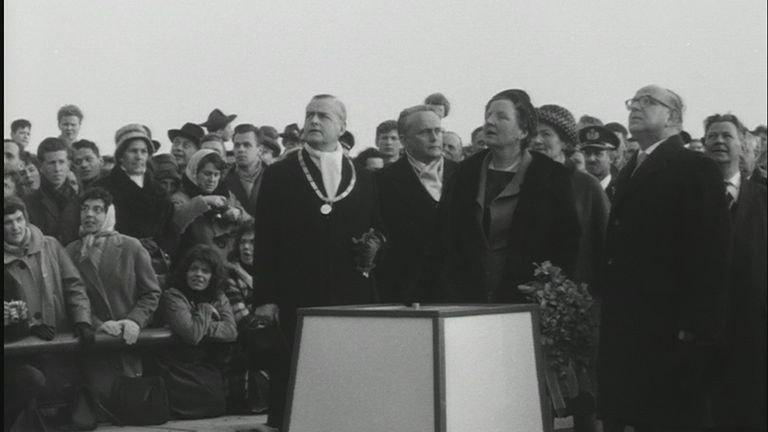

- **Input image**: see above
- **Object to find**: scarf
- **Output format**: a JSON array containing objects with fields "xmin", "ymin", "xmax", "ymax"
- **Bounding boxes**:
[
  {"xmin": 406, "ymin": 152, "xmax": 444, "ymax": 202},
  {"xmin": 3, "ymin": 227, "xmax": 31, "ymax": 258},
  {"xmin": 40, "ymin": 176, "xmax": 76, "ymax": 210},
  {"xmin": 304, "ymin": 143, "xmax": 344, "ymax": 199},
  {"xmin": 78, "ymin": 204, "xmax": 118, "ymax": 264}
]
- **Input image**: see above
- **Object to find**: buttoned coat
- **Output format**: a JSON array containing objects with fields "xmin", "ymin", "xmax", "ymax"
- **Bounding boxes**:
[
  {"xmin": 375, "ymin": 157, "xmax": 457, "ymax": 303},
  {"xmin": 252, "ymin": 149, "xmax": 380, "ymax": 341},
  {"xmin": 712, "ymin": 179, "xmax": 767, "ymax": 429},
  {"xmin": 597, "ymin": 135, "xmax": 731, "ymax": 426},
  {"xmin": 440, "ymin": 149, "xmax": 580, "ymax": 303}
]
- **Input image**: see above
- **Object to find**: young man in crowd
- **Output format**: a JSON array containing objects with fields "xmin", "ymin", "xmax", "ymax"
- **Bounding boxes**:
[
  {"xmin": 4, "ymin": 196, "xmax": 95, "ymax": 430},
  {"xmin": 224, "ymin": 123, "xmax": 266, "ymax": 218},
  {"xmin": 10, "ymin": 118, "xmax": 31, "ymax": 150},
  {"xmin": 71, "ymin": 139, "xmax": 107, "ymax": 189},
  {"xmin": 57, "ymin": 104, "xmax": 83, "ymax": 148},
  {"xmin": 24, "ymin": 137, "xmax": 81, "ymax": 246},
  {"xmin": 374, "ymin": 120, "xmax": 402, "ymax": 165}
]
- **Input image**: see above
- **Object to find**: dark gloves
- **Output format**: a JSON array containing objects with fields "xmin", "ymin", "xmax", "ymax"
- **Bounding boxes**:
[
  {"xmin": 30, "ymin": 323, "xmax": 56, "ymax": 341},
  {"xmin": 73, "ymin": 322, "xmax": 95, "ymax": 346},
  {"xmin": 351, "ymin": 228, "xmax": 385, "ymax": 276}
]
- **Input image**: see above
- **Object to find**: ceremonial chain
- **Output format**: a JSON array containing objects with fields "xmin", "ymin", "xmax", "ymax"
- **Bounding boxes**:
[{"xmin": 298, "ymin": 149, "xmax": 357, "ymax": 215}]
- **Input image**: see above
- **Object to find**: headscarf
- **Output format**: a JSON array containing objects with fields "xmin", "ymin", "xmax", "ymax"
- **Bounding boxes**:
[
  {"xmin": 182, "ymin": 149, "xmax": 229, "ymax": 198},
  {"xmin": 78, "ymin": 204, "xmax": 117, "ymax": 262}
]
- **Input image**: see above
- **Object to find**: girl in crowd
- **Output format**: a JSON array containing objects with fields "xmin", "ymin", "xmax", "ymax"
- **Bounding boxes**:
[
  {"xmin": 154, "ymin": 245, "xmax": 237, "ymax": 419},
  {"xmin": 172, "ymin": 149, "xmax": 249, "ymax": 264}
]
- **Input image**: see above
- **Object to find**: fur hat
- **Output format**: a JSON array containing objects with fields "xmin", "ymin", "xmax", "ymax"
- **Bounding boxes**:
[
  {"xmin": 114, "ymin": 123, "xmax": 154, "ymax": 161},
  {"xmin": 536, "ymin": 105, "xmax": 578, "ymax": 145}
]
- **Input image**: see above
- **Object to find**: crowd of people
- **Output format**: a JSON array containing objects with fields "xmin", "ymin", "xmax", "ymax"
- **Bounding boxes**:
[{"xmin": 4, "ymin": 86, "xmax": 767, "ymax": 432}]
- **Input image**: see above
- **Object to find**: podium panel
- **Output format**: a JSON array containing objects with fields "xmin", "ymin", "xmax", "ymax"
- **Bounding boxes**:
[{"xmin": 285, "ymin": 304, "xmax": 548, "ymax": 432}]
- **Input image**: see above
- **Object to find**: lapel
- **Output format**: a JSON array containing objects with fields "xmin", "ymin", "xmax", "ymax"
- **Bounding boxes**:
[
  {"xmin": 476, "ymin": 150, "xmax": 533, "ymax": 206},
  {"xmin": 74, "ymin": 237, "xmax": 120, "ymax": 319},
  {"xmin": 224, "ymin": 169, "xmax": 249, "ymax": 208},
  {"xmin": 613, "ymin": 135, "xmax": 684, "ymax": 208}
]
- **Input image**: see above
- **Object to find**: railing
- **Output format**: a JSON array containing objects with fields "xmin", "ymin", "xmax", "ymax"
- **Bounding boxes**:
[{"xmin": 3, "ymin": 328, "xmax": 175, "ymax": 357}]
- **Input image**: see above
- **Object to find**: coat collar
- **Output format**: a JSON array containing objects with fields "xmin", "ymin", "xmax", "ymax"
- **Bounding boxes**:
[
  {"xmin": 3, "ymin": 225, "xmax": 45, "ymax": 264},
  {"xmin": 613, "ymin": 134, "xmax": 685, "ymax": 205},
  {"xmin": 476, "ymin": 149, "xmax": 533, "ymax": 207}
]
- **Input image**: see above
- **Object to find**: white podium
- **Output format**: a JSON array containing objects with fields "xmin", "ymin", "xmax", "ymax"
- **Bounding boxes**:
[{"xmin": 284, "ymin": 304, "xmax": 549, "ymax": 432}]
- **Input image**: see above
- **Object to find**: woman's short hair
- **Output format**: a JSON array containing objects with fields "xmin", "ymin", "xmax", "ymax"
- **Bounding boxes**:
[
  {"xmin": 4, "ymin": 196, "xmax": 28, "ymax": 220},
  {"xmin": 196, "ymin": 151, "xmax": 227, "ymax": 172},
  {"xmin": 486, "ymin": 89, "xmax": 538, "ymax": 149}
]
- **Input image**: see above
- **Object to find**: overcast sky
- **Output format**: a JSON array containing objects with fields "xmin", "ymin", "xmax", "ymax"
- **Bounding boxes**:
[{"xmin": 4, "ymin": 0, "xmax": 767, "ymax": 156}]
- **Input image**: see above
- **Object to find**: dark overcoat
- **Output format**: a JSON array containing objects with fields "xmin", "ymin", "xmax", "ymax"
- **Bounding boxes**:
[
  {"xmin": 712, "ymin": 179, "xmax": 767, "ymax": 429},
  {"xmin": 374, "ymin": 157, "xmax": 456, "ymax": 303},
  {"xmin": 252, "ymin": 149, "xmax": 380, "ymax": 340},
  {"xmin": 24, "ymin": 182, "xmax": 80, "ymax": 247},
  {"xmin": 597, "ymin": 135, "xmax": 731, "ymax": 426},
  {"xmin": 439, "ymin": 149, "xmax": 580, "ymax": 303},
  {"xmin": 222, "ymin": 166, "xmax": 264, "ymax": 218},
  {"xmin": 95, "ymin": 166, "xmax": 179, "ymax": 256}
]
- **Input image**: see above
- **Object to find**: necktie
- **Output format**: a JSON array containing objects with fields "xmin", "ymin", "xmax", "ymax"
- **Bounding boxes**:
[
  {"xmin": 725, "ymin": 182, "xmax": 736, "ymax": 209},
  {"xmin": 632, "ymin": 151, "xmax": 647, "ymax": 177}
]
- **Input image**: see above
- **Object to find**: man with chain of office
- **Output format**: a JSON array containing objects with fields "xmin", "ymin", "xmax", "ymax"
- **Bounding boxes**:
[{"xmin": 251, "ymin": 94, "xmax": 384, "ymax": 430}]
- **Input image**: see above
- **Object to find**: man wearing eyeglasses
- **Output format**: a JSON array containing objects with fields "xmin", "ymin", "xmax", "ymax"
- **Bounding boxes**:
[
  {"xmin": 597, "ymin": 85, "xmax": 731, "ymax": 432},
  {"xmin": 375, "ymin": 105, "xmax": 457, "ymax": 303}
]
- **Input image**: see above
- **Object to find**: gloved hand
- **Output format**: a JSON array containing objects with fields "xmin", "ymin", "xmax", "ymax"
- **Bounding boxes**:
[
  {"xmin": 119, "ymin": 319, "xmax": 141, "ymax": 345},
  {"xmin": 73, "ymin": 322, "xmax": 95, "ymax": 346},
  {"xmin": 252, "ymin": 303, "xmax": 279, "ymax": 325},
  {"xmin": 99, "ymin": 320, "xmax": 122, "ymax": 337},
  {"xmin": 30, "ymin": 323, "xmax": 56, "ymax": 341},
  {"xmin": 351, "ymin": 228, "xmax": 384, "ymax": 276}
]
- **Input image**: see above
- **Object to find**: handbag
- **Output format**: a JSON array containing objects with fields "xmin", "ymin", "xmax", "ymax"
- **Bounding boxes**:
[{"xmin": 100, "ymin": 375, "xmax": 169, "ymax": 426}]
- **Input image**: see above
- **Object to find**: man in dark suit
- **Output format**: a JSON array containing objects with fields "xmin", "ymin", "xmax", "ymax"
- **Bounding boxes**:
[
  {"xmin": 223, "ymin": 123, "xmax": 265, "ymax": 218},
  {"xmin": 251, "ymin": 95, "xmax": 382, "ymax": 430},
  {"xmin": 597, "ymin": 85, "xmax": 731, "ymax": 431},
  {"xmin": 375, "ymin": 105, "xmax": 457, "ymax": 303},
  {"xmin": 440, "ymin": 89, "xmax": 580, "ymax": 304},
  {"xmin": 703, "ymin": 113, "xmax": 767, "ymax": 430}
]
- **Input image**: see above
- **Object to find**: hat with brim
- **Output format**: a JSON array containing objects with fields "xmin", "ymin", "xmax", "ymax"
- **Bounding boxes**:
[
  {"xmin": 115, "ymin": 124, "xmax": 155, "ymax": 161},
  {"xmin": 578, "ymin": 125, "xmax": 619, "ymax": 151},
  {"xmin": 279, "ymin": 123, "xmax": 302, "ymax": 142},
  {"xmin": 200, "ymin": 109, "xmax": 237, "ymax": 130},
  {"xmin": 168, "ymin": 122, "xmax": 204, "ymax": 145},
  {"xmin": 151, "ymin": 153, "xmax": 181, "ymax": 181}
]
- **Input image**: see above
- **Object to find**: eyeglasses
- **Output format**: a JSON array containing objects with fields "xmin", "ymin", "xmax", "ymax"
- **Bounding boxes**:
[{"xmin": 624, "ymin": 95, "xmax": 673, "ymax": 111}]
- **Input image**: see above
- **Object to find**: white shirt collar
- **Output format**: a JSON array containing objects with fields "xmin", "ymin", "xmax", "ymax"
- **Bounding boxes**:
[
  {"xmin": 405, "ymin": 152, "xmax": 444, "ymax": 201},
  {"xmin": 726, "ymin": 171, "xmax": 741, "ymax": 201},
  {"xmin": 600, "ymin": 173, "xmax": 612, "ymax": 190}
]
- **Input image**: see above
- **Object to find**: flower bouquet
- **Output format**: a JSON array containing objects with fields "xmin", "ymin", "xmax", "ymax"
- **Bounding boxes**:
[
  {"xmin": 4, "ymin": 299, "xmax": 31, "ymax": 342},
  {"xmin": 518, "ymin": 261, "xmax": 596, "ymax": 418}
]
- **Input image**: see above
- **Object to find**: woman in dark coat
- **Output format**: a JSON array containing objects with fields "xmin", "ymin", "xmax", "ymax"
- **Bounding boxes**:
[
  {"xmin": 94, "ymin": 124, "xmax": 179, "ymax": 281},
  {"xmin": 153, "ymin": 245, "xmax": 237, "ymax": 419}
]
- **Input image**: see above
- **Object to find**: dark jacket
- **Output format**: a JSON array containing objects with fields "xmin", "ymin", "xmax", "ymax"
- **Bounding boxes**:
[
  {"xmin": 375, "ymin": 157, "xmax": 457, "ymax": 303},
  {"xmin": 440, "ymin": 149, "xmax": 580, "ymax": 303},
  {"xmin": 252, "ymin": 149, "xmax": 380, "ymax": 340},
  {"xmin": 222, "ymin": 165, "xmax": 265, "ymax": 218},
  {"xmin": 597, "ymin": 135, "xmax": 731, "ymax": 426},
  {"xmin": 568, "ymin": 164, "xmax": 610, "ymax": 290},
  {"xmin": 24, "ymin": 180, "xmax": 80, "ymax": 247},
  {"xmin": 712, "ymin": 179, "xmax": 767, "ymax": 429},
  {"xmin": 94, "ymin": 166, "xmax": 179, "ymax": 256}
]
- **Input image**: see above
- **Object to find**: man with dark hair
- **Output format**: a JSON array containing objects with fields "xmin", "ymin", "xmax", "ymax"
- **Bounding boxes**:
[
  {"xmin": 57, "ymin": 104, "xmax": 84, "ymax": 147},
  {"xmin": 703, "ymin": 113, "xmax": 767, "ymax": 430},
  {"xmin": 441, "ymin": 89, "xmax": 580, "ymax": 304},
  {"xmin": 376, "ymin": 105, "xmax": 457, "ymax": 303},
  {"xmin": 24, "ymin": 137, "xmax": 80, "ymax": 245},
  {"xmin": 224, "ymin": 123, "xmax": 266, "ymax": 218},
  {"xmin": 424, "ymin": 92, "xmax": 451, "ymax": 119},
  {"xmin": 11, "ymin": 119, "xmax": 31, "ymax": 149},
  {"xmin": 598, "ymin": 85, "xmax": 730, "ymax": 431},
  {"xmin": 252, "ymin": 94, "xmax": 382, "ymax": 429},
  {"xmin": 355, "ymin": 147, "xmax": 386, "ymax": 172},
  {"xmin": 375, "ymin": 120, "xmax": 402, "ymax": 165},
  {"xmin": 71, "ymin": 139, "xmax": 106, "ymax": 189},
  {"xmin": 4, "ymin": 138, "xmax": 23, "ymax": 173}
]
